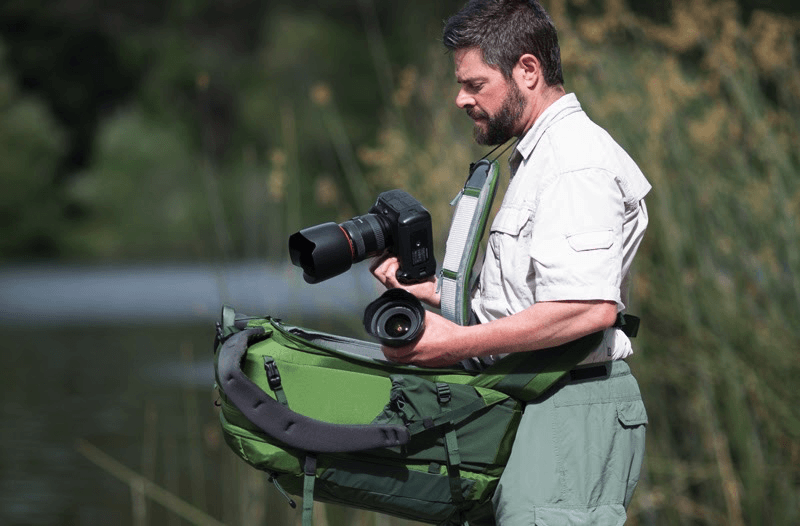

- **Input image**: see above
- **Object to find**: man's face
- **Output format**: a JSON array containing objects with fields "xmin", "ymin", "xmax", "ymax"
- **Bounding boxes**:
[{"xmin": 454, "ymin": 48, "xmax": 526, "ymax": 145}]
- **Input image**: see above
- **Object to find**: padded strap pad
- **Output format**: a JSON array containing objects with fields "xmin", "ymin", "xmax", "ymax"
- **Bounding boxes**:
[{"xmin": 217, "ymin": 328, "xmax": 410, "ymax": 453}]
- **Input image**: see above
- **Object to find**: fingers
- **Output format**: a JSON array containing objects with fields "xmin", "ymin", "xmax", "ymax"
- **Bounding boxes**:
[
  {"xmin": 370, "ymin": 254, "xmax": 401, "ymax": 289},
  {"xmin": 381, "ymin": 343, "xmax": 416, "ymax": 364},
  {"xmin": 368, "ymin": 251, "xmax": 390, "ymax": 273}
]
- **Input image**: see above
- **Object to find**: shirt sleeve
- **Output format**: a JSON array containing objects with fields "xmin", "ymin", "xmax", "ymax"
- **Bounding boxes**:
[{"xmin": 529, "ymin": 168, "xmax": 625, "ymax": 306}]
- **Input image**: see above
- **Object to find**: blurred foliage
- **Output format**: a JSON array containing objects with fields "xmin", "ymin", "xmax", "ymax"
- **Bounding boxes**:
[
  {"xmin": 536, "ymin": 1, "xmax": 800, "ymax": 524},
  {"xmin": 359, "ymin": 6, "xmax": 800, "ymax": 524},
  {"xmin": 0, "ymin": 0, "xmax": 467, "ymax": 262},
  {"xmin": 1, "ymin": 0, "xmax": 799, "ymax": 525},
  {"xmin": 0, "ymin": 41, "xmax": 67, "ymax": 258}
]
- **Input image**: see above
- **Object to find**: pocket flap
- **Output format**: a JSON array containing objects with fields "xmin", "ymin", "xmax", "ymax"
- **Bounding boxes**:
[
  {"xmin": 490, "ymin": 207, "xmax": 530, "ymax": 236},
  {"xmin": 566, "ymin": 229, "xmax": 613, "ymax": 251},
  {"xmin": 616, "ymin": 400, "xmax": 648, "ymax": 427}
]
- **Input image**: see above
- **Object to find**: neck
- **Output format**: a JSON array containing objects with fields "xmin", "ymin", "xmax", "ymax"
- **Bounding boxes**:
[{"xmin": 517, "ymin": 84, "xmax": 566, "ymax": 137}]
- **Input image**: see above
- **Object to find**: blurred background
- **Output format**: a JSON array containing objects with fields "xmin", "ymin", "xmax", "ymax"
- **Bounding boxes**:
[{"xmin": 1, "ymin": 0, "xmax": 798, "ymax": 524}]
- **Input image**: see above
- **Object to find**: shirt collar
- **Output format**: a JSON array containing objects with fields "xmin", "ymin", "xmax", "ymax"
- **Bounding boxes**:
[{"xmin": 514, "ymin": 93, "xmax": 583, "ymax": 161}]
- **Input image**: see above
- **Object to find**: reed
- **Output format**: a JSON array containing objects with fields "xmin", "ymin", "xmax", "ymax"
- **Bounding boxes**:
[
  {"xmin": 75, "ymin": 439, "xmax": 227, "ymax": 526},
  {"xmin": 192, "ymin": 2, "xmax": 798, "ymax": 524},
  {"xmin": 332, "ymin": 1, "xmax": 800, "ymax": 524}
]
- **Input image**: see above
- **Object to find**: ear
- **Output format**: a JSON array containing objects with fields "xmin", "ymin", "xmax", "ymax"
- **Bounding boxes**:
[{"xmin": 516, "ymin": 54, "xmax": 542, "ymax": 89}]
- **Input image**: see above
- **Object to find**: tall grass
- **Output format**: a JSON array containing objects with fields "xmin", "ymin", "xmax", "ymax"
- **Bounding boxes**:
[
  {"xmin": 87, "ymin": 1, "xmax": 796, "ymax": 524},
  {"xmin": 339, "ymin": 1, "xmax": 800, "ymax": 524}
]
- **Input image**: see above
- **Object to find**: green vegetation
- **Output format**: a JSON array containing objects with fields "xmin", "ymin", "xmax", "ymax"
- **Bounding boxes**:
[{"xmin": 1, "ymin": 0, "xmax": 798, "ymax": 524}]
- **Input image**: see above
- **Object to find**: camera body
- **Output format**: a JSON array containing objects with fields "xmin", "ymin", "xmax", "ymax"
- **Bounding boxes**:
[
  {"xmin": 289, "ymin": 190, "xmax": 436, "ymax": 284},
  {"xmin": 367, "ymin": 190, "xmax": 435, "ymax": 283}
]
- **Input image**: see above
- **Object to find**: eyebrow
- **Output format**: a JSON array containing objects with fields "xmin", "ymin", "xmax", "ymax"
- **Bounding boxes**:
[{"xmin": 456, "ymin": 75, "xmax": 488, "ymax": 85}]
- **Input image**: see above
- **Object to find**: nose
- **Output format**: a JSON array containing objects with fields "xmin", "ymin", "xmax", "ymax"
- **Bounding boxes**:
[{"xmin": 455, "ymin": 88, "xmax": 474, "ymax": 109}]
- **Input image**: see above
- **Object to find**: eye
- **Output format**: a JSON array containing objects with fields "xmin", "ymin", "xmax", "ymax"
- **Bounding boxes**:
[{"xmin": 467, "ymin": 82, "xmax": 483, "ymax": 94}]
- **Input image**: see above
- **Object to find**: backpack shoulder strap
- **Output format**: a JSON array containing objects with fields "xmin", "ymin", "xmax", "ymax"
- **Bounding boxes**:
[
  {"xmin": 439, "ymin": 160, "xmax": 500, "ymax": 325},
  {"xmin": 468, "ymin": 331, "xmax": 604, "ymax": 402}
]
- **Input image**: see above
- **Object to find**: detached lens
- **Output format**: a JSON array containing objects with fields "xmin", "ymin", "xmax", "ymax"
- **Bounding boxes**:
[
  {"xmin": 384, "ymin": 313, "xmax": 411, "ymax": 337},
  {"xmin": 363, "ymin": 289, "xmax": 425, "ymax": 347}
]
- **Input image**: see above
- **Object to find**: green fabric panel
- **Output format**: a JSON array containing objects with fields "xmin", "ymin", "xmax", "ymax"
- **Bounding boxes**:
[
  {"xmin": 371, "ymin": 376, "xmax": 520, "ymax": 468},
  {"xmin": 251, "ymin": 322, "xmax": 468, "ymax": 381},
  {"xmin": 219, "ymin": 411, "xmax": 304, "ymax": 474},
  {"xmin": 278, "ymin": 361, "xmax": 391, "ymax": 424},
  {"xmin": 471, "ymin": 386, "xmax": 510, "ymax": 407},
  {"xmin": 314, "ymin": 459, "xmax": 477, "ymax": 524}
]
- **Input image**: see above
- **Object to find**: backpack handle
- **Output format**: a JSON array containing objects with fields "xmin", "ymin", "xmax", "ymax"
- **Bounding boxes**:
[{"xmin": 217, "ymin": 328, "xmax": 410, "ymax": 453}]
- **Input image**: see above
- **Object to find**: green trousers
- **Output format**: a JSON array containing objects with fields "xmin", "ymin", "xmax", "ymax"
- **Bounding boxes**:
[{"xmin": 492, "ymin": 360, "xmax": 647, "ymax": 525}]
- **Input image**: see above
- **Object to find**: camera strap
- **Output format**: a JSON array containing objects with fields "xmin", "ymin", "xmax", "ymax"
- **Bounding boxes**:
[{"xmin": 439, "ymin": 159, "xmax": 500, "ymax": 325}]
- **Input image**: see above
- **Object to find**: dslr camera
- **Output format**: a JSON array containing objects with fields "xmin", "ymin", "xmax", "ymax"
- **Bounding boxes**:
[{"xmin": 289, "ymin": 190, "xmax": 436, "ymax": 284}]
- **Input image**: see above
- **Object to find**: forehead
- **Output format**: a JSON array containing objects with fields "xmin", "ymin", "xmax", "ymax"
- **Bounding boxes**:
[{"xmin": 454, "ymin": 48, "xmax": 503, "ymax": 83}]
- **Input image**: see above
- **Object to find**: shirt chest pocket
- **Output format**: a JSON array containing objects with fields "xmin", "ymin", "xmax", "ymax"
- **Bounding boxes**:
[
  {"xmin": 489, "ymin": 206, "xmax": 531, "ymax": 237},
  {"xmin": 479, "ymin": 207, "xmax": 533, "ymax": 301},
  {"xmin": 566, "ymin": 229, "xmax": 614, "ymax": 251}
]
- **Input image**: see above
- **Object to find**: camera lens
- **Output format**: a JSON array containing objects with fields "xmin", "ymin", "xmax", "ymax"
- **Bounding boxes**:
[
  {"xmin": 289, "ymin": 223, "xmax": 355, "ymax": 284},
  {"xmin": 363, "ymin": 289, "xmax": 425, "ymax": 347},
  {"xmin": 384, "ymin": 313, "xmax": 411, "ymax": 337},
  {"xmin": 340, "ymin": 214, "xmax": 389, "ymax": 261},
  {"xmin": 289, "ymin": 214, "xmax": 390, "ymax": 284}
]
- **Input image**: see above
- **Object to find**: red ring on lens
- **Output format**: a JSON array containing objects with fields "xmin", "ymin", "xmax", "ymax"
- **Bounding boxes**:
[{"xmin": 338, "ymin": 225, "xmax": 355, "ymax": 259}]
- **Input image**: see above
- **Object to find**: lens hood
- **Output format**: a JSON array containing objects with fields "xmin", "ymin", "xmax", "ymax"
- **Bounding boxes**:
[
  {"xmin": 363, "ymin": 289, "xmax": 425, "ymax": 347},
  {"xmin": 289, "ymin": 223, "xmax": 354, "ymax": 284}
]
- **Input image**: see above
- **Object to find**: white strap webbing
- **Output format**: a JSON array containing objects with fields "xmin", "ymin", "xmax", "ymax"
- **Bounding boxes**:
[{"xmin": 439, "ymin": 160, "xmax": 499, "ymax": 325}]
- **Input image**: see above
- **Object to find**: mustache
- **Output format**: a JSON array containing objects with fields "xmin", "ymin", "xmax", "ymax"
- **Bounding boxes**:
[{"xmin": 466, "ymin": 107, "xmax": 488, "ymax": 120}]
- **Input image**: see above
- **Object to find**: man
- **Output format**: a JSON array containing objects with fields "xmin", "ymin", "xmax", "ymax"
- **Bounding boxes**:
[{"xmin": 371, "ymin": 0, "xmax": 650, "ymax": 524}]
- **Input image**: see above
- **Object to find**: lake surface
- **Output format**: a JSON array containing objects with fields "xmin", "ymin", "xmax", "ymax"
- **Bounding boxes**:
[
  {"xmin": 1, "ymin": 323, "xmax": 225, "ymax": 525},
  {"xmin": 0, "ymin": 264, "xmax": 422, "ymax": 525},
  {"xmin": 0, "ymin": 262, "xmax": 383, "ymax": 325}
]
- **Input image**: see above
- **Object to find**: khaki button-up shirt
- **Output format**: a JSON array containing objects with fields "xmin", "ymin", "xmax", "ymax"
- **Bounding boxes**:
[{"xmin": 471, "ymin": 94, "xmax": 651, "ymax": 363}]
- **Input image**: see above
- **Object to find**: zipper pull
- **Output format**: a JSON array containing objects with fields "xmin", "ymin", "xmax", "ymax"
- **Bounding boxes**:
[{"xmin": 268, "ymin": 473, "xmax": 297, "ymax": 509}]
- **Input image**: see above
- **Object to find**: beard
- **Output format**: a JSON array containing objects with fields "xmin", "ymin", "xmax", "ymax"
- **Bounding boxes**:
[{"xmin": 468, "ymin": 82, "xmax": 526, "ymax": 146}]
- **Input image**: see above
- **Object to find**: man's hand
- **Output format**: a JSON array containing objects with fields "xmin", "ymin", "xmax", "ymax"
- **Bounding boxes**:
[
  {"xmin": 369, "ymin": 253, "xmax": 440, "ymax": 308},
  {"xmin": 381, "ymin": 311, "xmax": 467, "ymax": 367}
]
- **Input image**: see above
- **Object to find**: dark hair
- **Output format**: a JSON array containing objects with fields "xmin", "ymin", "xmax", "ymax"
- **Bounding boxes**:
[{"xmin": 443, "ymin": 0, "xmax": 564, "ymax": 86}]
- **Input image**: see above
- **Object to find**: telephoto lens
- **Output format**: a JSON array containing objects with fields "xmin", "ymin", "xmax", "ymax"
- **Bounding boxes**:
[
  {"xmin": 363, "ymin": 289, "xmax": 426, "ymax": 348},
  {"xmin": 289, "ymin": 213, "xmax": 391, "ymax": 284}
]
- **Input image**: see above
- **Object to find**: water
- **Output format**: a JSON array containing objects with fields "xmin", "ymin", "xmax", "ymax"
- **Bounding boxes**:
[
  {"xmin": 0, "ymin": 262, "xmax": 382, "ymax": 325},
  {"xmin": 1, "ymin": 324, "xmax": 205, "ymax": 524},
  {"xmin": 0, "ymin": 264, "xmax": 388, "ymax": 525}
]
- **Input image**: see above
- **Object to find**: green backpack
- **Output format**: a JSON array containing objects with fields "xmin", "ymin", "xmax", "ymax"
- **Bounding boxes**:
[
  {"xmin": 213, "ymin": 307, "xmax": 606, "ymax": 525},
  {"xmin": 214, "ymin": 159, "xmax": 639, "ymax": 524}
]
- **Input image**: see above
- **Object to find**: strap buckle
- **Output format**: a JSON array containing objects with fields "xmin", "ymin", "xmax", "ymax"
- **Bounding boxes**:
[
  {"xmin": 264, "ymin": 357, "xmax": 282, "ymax": 390},
  {"xmin": 436, "ymin": 383, "xmax": 451, "ymax": 405}
]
